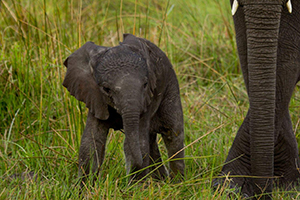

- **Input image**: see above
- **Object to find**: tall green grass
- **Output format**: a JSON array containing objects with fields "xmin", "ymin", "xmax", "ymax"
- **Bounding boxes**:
[{"xmin": 1, "ymin": 0, "xmax": 299, "ymax": 199}]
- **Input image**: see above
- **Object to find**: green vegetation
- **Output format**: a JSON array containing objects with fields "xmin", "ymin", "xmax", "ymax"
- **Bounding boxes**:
[{"xmin": 1, "ymin": 0, "xmax": 299, "ymax": 199}]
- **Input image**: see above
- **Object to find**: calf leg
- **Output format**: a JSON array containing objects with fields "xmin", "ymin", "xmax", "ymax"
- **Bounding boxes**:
[
  {"xmin": 78, "ymin": 112, "xmax": 109, "ymax": 186},
  {"xmin": 149, "ymin": 133, "xmax": 168, "ymax": 180},
  {"xmin": 158, "ymin": 93, "xmax": 185, "ymax": 180}
]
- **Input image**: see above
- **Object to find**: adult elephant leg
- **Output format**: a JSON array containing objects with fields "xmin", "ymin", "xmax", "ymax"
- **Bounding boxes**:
[
  {"xmin": 149, "ymin": 133, "xmax": 168, "ymax": 180},
  {"xmin": 273, "ymin": 39, "xmax": 300, "ymax": 186},
  {"xmin": 215, "ymin": 111, "xmax": 252, "ymax": 196},
  {"xmin": 274, "ymin": 9, "xmax": 300, "ymax": 186},
  {"xmin": 273, "ymin": 67, "xmax": 300, "ymax": 188},
  {"xmin": 275, "ymin": 111, "xmax": 300, "ymax": 188},
  {"xmin": 78, "ymin": 111, "xmax": 109, "ymax": 186}
]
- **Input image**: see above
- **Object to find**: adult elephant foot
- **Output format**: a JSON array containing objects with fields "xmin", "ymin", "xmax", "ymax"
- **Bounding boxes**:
[{"xmin": 213, "ymin": 111, "xmax": 300, "ymax": 198}]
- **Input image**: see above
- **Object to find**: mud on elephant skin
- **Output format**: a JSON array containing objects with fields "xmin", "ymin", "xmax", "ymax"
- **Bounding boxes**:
[
  {"xmin": 63, "ymin": 34, "xmax": 185, "ymax": 186},
  {"xmin": 214, "ymin": 0, "xmax": 300, "ymax": 198}
]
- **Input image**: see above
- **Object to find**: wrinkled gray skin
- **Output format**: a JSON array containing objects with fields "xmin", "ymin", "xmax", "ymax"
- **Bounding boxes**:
[
  {"xmin": 215, "ymin": 0, "xmax": 300, "ymax": 198},
  {"xmin": 63, "ymin": 34, "xmax": 184, "ymax": 186}
]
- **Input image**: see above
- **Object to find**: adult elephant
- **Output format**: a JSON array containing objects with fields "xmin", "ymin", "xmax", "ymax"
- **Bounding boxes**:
[{"xmin": 217, "ymin": 0, "xmax": 300, "ymax": 198}]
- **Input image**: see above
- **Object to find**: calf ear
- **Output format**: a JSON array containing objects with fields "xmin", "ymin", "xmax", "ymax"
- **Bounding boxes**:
[{"xmin": 63, "ymin": 42, "xmax": 109, "ymax": 120}]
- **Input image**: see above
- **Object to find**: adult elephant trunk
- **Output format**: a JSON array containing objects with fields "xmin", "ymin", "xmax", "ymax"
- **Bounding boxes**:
[
  {"xmin": 122, "ymin": 109, "xmax": 143, "ymax": 172},
  {"xmin": 244, "ymin": 3, "xmax": 282, "ymax": 195}
]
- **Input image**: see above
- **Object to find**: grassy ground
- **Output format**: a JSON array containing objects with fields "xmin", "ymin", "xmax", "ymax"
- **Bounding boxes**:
[{"xmin": 1, "ymin": 0, "xmax": 299, "ymax": 199}]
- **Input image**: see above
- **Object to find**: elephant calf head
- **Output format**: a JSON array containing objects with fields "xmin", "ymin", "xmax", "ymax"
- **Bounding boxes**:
[{"xmin": 63, "ymin": 34, "xmax": 185, "ymax": 186}]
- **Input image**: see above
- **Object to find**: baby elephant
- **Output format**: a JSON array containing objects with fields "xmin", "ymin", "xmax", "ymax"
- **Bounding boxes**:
[{"xmin": 63, "ymin": 34, "xmax": 184, "ymax": 185}]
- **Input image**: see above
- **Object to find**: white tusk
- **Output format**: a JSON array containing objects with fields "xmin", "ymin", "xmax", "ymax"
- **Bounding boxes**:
[
  {"xmin": 287, "ymin": 0, "xmax": 292, "ymax": 13},
  {"xmin": 232, "ymin": 0, "xmax": 239, "ymax": 16}
]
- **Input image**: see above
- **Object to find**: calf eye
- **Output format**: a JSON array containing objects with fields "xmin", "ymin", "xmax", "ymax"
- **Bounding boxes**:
[
  {"xmin": 103, "ymin": 86, "xmax": 110, "ymax": 94},
  {"xmin": 143, "ymin": 82, "xmax": 148, "ymax": 89}
]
